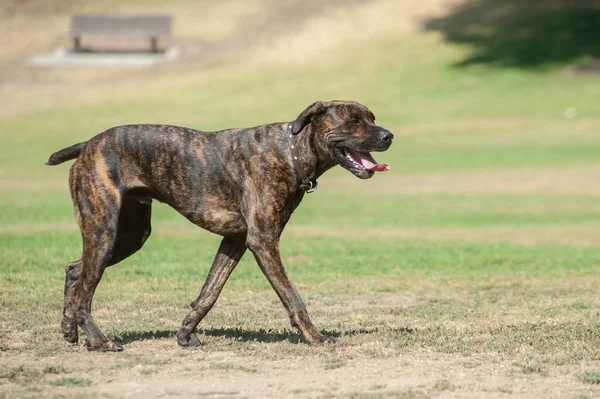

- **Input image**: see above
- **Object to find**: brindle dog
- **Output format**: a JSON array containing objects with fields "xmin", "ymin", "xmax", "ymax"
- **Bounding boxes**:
[{"xmin": 47, "ymin": 100, "xmax": 393, "ymax": 351}]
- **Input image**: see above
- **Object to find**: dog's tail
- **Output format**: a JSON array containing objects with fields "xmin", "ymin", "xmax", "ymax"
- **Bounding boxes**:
[{"xmin": 46, "ymin": 142, "xmax": 87, "ymax": 166}]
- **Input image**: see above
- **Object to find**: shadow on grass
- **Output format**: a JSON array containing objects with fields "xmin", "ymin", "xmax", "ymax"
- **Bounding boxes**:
[
  {"xmin": 115, "ymin": 330, "xmax": 176, "ymax": 344},
  {"xmin": 423, "ymin": 0, "xmax": 600, "ymax": 68},
  {"xmin": 115, "ymin": 326, "xmax": 391, "ymax": 345},
  {"xmin": 114, "ymin": 328, "xmax": 304, "ymax": 344},
  {"xmin": 202, "ymin": 328, "xmax": 304, "ymax": 343}
]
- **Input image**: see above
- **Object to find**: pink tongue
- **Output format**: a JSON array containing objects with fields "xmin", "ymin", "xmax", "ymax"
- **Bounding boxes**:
[
  {"xmin": 368, "ymin": 163, "xmax": 390, "ymax": 172},
  {"xmin": 352, "ymin": 150, "xmax": 390, "ymax": 172}
]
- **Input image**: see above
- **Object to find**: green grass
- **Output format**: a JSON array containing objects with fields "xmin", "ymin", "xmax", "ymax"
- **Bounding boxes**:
[
  {"xmin": 578, "ymin": 372, "xmax": 600, "ymax": 385},
  {"xmin": 0, "ymin": 366, "xmax": 40, "ymax": 384},
  {"xmin": 48, "ymin": 377, "xmax": 92, "ymax": 387},
  {"xmin": 325, "ymin": 359, "xmax": 347, "ymax": 370}
]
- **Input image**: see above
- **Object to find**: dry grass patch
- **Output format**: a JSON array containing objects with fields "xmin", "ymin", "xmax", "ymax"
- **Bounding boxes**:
[{"xmin": 3, "ymin": 268, "xmax": 600, "ymax": 398}]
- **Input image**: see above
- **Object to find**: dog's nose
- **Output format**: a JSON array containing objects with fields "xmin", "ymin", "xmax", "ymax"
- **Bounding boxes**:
[{"xmin": 378, "ymin": 129, "xmax": 394, "ymax": 142}]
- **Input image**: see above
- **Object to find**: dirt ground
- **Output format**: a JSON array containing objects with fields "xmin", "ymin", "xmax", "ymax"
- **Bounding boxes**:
[
  {"xmin": 2, "ymin": 290, "xmax": 600, "ymax": 398},
  {"xmin": 3, "ymin": 330, "xmax": 600, "ymax": 398}
]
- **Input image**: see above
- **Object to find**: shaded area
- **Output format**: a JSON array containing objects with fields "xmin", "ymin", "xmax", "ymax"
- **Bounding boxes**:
[
  {"xmin": 114, "ymin": 327, "xmax": 391, "ymax": 345},
  {"xmin": 202, "ymin": 327, "xmax": 304, "ymax": 344},
  {"xmin": 115, "ymin": 329, "xmax": 176, "ymax": 344},
  {"xmin": 424, "ymin": 0, "xmax": 600, "ymax": 68},
  {"xmin": 115, "ymin": 328, "xmax": 307, "ymax": 345}
]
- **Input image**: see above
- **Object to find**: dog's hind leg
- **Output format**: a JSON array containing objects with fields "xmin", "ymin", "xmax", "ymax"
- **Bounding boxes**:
[
  {"xmin": 62, "ymin": 259, "xmax": 81, "ymax": 343},
  {"xmin": 66, "ymin": 160, "xmax": 128, "ymax": 352},
  {"xmin": 177, "ymin": 235, "xmax": 247, "ymax": 347},
  {"xmin": 61, "ymin": 198, "xmax": 151, "ymax": 347}
]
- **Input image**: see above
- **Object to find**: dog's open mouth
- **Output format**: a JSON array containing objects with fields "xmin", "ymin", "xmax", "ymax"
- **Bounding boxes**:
[
  {"xmin": 342, "ymin": 148, "xmax": 390, "ymax": 172},
  {"xmin": 333, "ymin": 146, "xmax": 390, "ymax": 179}
]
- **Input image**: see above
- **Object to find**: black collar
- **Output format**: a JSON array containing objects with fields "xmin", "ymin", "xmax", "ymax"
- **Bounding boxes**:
[{"xmin": 287, "ymin": 121, "xmax": 318, "ymax": 193}]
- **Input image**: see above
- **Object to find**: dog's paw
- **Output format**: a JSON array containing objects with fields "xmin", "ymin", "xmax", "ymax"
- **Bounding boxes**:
[
  {"xmin": 61, "ymin": 318, "xmax": 79, "ymax": 344},
  {"xmin": 85, "ymin": 339, "xmax": 124, "ymax": 352},
  {"xmin": 177, "ymin": 332, "xmax": 202, "ymax": 348},
  {"xmin": 62, "ymin": 331, "xmax": 79, "ymax": 344},
  {"xmin": 310, "ymin": 334, "xmax": 337, "ymax": 346}
]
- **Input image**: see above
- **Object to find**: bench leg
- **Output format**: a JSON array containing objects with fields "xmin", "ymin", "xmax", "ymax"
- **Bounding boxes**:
[
  {"xmin": 74, "ymin": 37, "xmax": 81, "ymax": 52},
  {"xmin": 151, "ymin": 37, "xmax": 158, "ymax": 53}
]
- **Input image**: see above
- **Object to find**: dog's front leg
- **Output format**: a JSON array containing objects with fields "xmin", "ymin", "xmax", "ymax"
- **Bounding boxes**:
[
  {"xmin": 246, "ymin": 231, "xmax": 334, "ymax": 345},
  {"xmin": 177, "ymin": 235, "xmax": 247, "ymax": 347}
]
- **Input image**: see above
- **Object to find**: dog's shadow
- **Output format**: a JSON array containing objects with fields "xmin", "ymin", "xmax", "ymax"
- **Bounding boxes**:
[
  {"xmin": 115, "ymin": 327, "xmax": 303, "ymax": 345},
  {"xmin": 114, "ymin": 327, "xmax": 392, "ymax": 345}
]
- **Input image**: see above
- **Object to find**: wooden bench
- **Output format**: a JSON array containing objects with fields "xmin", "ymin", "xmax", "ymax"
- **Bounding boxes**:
[{"xmin": 71, "ymin": 14, "xmax": 173, "ymax": 53}]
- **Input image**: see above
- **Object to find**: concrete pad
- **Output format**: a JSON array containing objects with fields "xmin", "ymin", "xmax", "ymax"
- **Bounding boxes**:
[{"xmin": 26, "ymin": 46, "xmax": 180, "ymax": 68}]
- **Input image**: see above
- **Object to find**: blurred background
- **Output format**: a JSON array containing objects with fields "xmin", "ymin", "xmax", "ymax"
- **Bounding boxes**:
[{"xmin": 1, "ymin": 0, "xmax": 598, "ymax": 244}]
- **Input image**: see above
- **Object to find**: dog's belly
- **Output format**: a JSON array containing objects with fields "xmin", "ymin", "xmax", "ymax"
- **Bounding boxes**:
[
  {"xmin": 182, "ymin": 206, "xmax": 247, "ymax": 236},
  {"xmin": 124, "ymin": 185, "xmax": 247, "ymax": 236}
]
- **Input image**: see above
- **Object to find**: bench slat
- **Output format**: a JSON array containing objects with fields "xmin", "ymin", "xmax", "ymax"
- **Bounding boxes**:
[{"xmin": 71, "ymin": 14, "xmax": 172, "ymax": 37}]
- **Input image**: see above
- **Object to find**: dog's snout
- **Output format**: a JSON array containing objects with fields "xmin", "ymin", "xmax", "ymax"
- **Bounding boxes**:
[{"xmin": 378, "ymin": 129, "xmax": 394, "ymax": 143}]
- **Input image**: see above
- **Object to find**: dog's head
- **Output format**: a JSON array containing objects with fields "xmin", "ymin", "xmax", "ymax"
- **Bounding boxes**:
[{"xmin": 292, "ymin": 101, "xmax": 393, "ymax": 179}]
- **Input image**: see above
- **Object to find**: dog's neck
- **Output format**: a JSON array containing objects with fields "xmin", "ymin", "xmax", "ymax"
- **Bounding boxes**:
[{"xmin": 288, "ymin": 122, "xmax": 336, "ymax": 192}]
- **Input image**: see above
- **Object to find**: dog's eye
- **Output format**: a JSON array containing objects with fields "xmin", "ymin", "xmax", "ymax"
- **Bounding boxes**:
[{"xmin": 349, "ymin": 118, "xmax": 361, "ymax": 125}]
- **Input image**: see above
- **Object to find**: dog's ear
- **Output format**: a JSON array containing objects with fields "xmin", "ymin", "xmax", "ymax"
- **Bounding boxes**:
[{"xmin": 292, "ymin": 101, "xmax": 327, "ymax": 135}]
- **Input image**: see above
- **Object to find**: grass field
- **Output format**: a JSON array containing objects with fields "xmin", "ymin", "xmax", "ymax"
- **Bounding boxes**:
[{"xmin": 1, "ymin": 1, "xmax": 600, "ymax": 398}]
